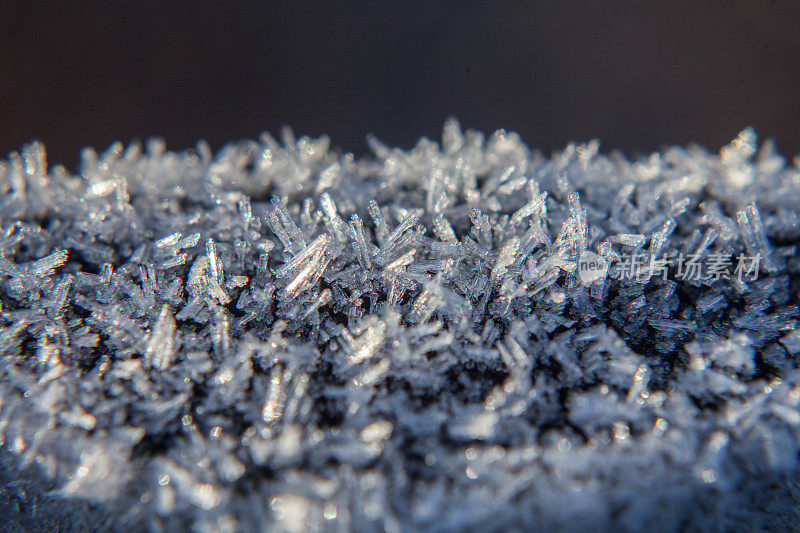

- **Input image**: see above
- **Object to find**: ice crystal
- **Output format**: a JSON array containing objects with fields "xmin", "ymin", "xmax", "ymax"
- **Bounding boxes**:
[{"xmin": 0, "ymin": 121, "xmax": 799, "ymax": 531}]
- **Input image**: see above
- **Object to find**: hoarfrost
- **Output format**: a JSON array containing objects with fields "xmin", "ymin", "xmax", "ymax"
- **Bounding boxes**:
[{"xmin": 0, "ymin": 122, "xmax": 799, "ymax": 530}]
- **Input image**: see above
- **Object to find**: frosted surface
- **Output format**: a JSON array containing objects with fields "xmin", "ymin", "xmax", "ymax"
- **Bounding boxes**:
[{"xmin": 0, "ymin": 121, "xmax": 799, "ymax": 531}]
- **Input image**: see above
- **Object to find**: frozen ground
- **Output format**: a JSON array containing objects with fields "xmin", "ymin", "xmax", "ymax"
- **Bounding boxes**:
[{"xmin": 0, "ymin": 121, "xmax": 798, "ymax": 531}]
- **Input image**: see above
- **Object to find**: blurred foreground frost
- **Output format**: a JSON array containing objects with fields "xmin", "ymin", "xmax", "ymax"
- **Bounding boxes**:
[{"xmin": 0, "ymin": 121, "xmax": 799, "ymax": 530}]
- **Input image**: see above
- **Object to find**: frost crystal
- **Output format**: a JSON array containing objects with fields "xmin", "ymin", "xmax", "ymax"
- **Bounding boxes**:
[{"xmin": 1, "ymin": 122, "xmax": 799, "ymax": 530}]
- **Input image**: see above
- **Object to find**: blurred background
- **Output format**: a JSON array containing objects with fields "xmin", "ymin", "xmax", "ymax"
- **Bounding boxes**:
[{"xmin": 1, "ymin": 1, "xmax": 798, "ymax": 171}]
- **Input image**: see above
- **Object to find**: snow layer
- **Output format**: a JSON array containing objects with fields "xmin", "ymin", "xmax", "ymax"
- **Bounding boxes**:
[{"xmin": 0, "ymin": 121, "xmax": 799, "ymax": 531}]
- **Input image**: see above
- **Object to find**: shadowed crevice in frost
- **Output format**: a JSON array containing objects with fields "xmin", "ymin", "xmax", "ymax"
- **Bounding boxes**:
[{"xmin": 0, "ymin": 121, "xmax": 798, "ymax": 531}]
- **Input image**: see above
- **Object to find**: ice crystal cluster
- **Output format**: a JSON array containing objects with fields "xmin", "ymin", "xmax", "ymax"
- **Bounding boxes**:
[{"xmin": 0, "ymin": 121, "xmax": 799, "ymax": 531}]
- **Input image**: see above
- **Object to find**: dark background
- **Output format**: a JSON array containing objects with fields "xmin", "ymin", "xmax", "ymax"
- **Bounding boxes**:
[{"xmin": 1, "ymin": 1, "xmax": 798, "ymax": 171}]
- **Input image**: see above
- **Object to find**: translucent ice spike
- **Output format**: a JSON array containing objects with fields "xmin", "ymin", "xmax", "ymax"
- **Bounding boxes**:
[
  {"xmin": 350, "ymin": 214, "xmax": 372, "ymax": 270},
  {"xmin": 385, "ymin": 208, "xmax": 423, "ymax": 248},
  {"xmin": 206, "ymin": 239, "xmax": 222, "ymax": 283},
  {"xmin": 0, "ymin": 256, "xmax": 24, "ymax": 278},
  {"xmin": 262, "ymin": 366, "xmax": 286, "ymax": 424},
  {"xmin": 29, "ymin": 250, "xmax": 69, "ymax": 278},
  {"xmin": 367, "ymin": 199, "xmax": 390, "ymax": 245},
  {"xmin": 155, "ymin": 232, "xmax": 182, "ymax": 249},
  {"xmin": 284, "ymin": 257, "xmax": 324, "ymax": 296},
  {"xmin": 432, "ymin": 214, "xmax": 458, "ymax": 243},
  {"xmin": 693, "ymin": 227, "xmax": 719, "ymax": 257},
  {"xmin": 145, "ymin": 305, "xmax": 177, "ymax": 371},
  {"xmin": 736, "ymin": 203, "xmax": 776, "ymax": 272},
  {"xmin": 610, "ymin": 234, "xmax": 646, "ymax": 248},
  {"xmin": 264, "ymin": 208, "xmax": 296, "ymax": 255},
  {"xmin": 491, "ymin": 237, "xmax": 520, "ymax": 283},
  {"xmin": 648, "ymin": 219, "xmax": 676, "ymax": 258},
  {"xmin": 721, "ymin": 127, "xmax": 757, "ymax": 164},
  {"xmin": 275, "ymin": 234, "xmax": 330, "ymax": 279},
  {"xmin": 469, "ymin": 208, "xmax": 493, "ymax": 248},
  {"xmin": 239, "ymin": 196, "xmax": 252, "ymax": 231},
  {"xmin": 510, "ymin": 192, "xmax": 548, "ymax": 226},
  {"xmin": 301, "ymin": 288, "xmax": 332, "ymax": 320},
  {"xmin": 282, "ymin": 239, "xmax": 331, "ymax": 298},
  {"xmin": 647, "ymin": 318, "xmax": 696, "ymax": 335},
  {"xmin": 353, "ymin": 358, "xmax": 390, "ymax": 386},
  {"xmin": 46, "ymin": 275, "xmax": 72, "ymax": 318},
  {"xmin": 319, "ymin": 192, "xmax": 347, "ymax": 243},
  {"xmin": 567, "ymin": 191, "xmax": 587, "ymax": 252},
  {"xmin": 271, "ymin": 195, "xmax": 306, "ymax": 251},
  {"xmin": 383, "ymin": 249, "xmax": 416, "ymax": 273},
  {"xmin": 348, "ymin": 319, "xmax": 387, "ymax": 364}
]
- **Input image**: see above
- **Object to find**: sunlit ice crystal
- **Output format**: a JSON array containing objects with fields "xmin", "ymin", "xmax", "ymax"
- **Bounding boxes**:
[{"xmin": 0, "ymin": 122, "xmax": 798, "ymax": 531}]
